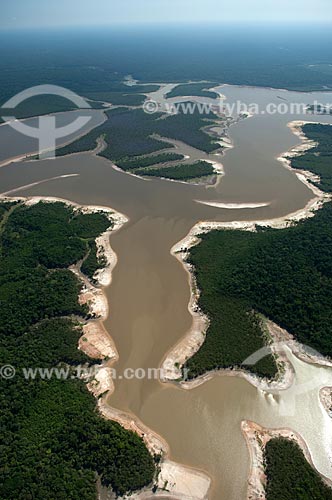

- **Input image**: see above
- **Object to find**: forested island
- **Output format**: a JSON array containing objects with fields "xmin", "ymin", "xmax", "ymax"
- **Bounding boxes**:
[
  {"xmin": 0, "ymin": 201, "xmax": 155, "ymax": 499},
  {"xmin": 134, "ymin": 161, "xmax": 215, "ymax": 180},
  {"xmin": 56, "ymin": 106, "xmax": 222, "ymax": 181},
  {"xmin": 166, "ymin": 82, "xmax": 219, "ymax": 99}
]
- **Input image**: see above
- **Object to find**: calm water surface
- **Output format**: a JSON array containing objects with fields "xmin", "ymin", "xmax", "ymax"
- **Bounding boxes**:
[{"xmin": 1, "ymin": 86, "xmax": 332, "ymax": 499}]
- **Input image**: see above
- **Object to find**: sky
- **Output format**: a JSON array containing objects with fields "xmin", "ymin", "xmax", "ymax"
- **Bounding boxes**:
[{"xmin": 1, "ymin": 0, "xmax": 332, "ymax": 29}]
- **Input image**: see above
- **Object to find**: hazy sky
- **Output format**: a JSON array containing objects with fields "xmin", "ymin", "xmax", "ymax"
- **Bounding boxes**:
[{"xmin": 1, "ymin": 0, "xmax": 332, "ymax": 29}]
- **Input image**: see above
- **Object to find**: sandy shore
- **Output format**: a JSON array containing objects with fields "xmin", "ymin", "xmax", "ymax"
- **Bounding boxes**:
[
  {"xmin": 163, "ymin": 214, "xmax": 331, "ymax": 386},
  {"xmin": 161, "ymin": 120, "xmax": 332, "ymax": 390},
  {"xmin": 0, "ymin": 174, "xmax": 80, "ymax": 197},
  {"xmin": 160, "ymin": 210, "xmax": 326, "ymax": 392},
  {"xmin": 266, "ymin": 320, "xmax": 332, "ymax": 369},
  {"xmin": 2, "ymin": 194, "xmax": 126, "ymax": 370},
  {"xmin": 195, "ymin": 201, "xmax": 270, "ymax": 209},
  {"xmin": 69, "ymin": 201, "xmax": 212, "ymax": 498},
  {"xmin": 162, "ymin": 219, "xmax": 293, "ymax": 390},
  {"xmin": 204, "ymin": 159, "xmax": 225, "ymax": 177},
  {"xmin": 98, "ymin": 398, "xmax": 211, "ymax": 500},
  {"xmin": 1, "ymin": 194, "xmax": 124, "ymax": 409},
  {"xmin": 28, "ymin": 198, "xmax": 212, "ymax": 498},
  {"xmin": 277, "ymin": 120, "xmax": 326, "ymax": 200},
  {"xmin": 116, "ymin": 460, "xmax": 211, "ymax": 500},
  {"xmin": 241, "ymin": 420, "xmax": 332, "ymax": 500},
  {"xmin": 160, "ymin": 243, "xmax": 209, "ymax": 382},
  {"xmin": 1, "ymin": 174, "xmax": 212, "ymax": 498}
]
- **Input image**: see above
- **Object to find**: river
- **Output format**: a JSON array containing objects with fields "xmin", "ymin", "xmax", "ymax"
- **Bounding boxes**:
[{"xmin": 1, "ymin": 85, "xmax": 332, "ymax": 499}]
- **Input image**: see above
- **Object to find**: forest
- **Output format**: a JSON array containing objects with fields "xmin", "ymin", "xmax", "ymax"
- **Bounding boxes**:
[
  {"xmin": 166, "ymin": 82, "xmax": 219, "ymax": 99},
  {"xmin": 184, "ymin": 123, "xmax": 332, "ymax": 379},
  {"xmin": 115, "ymin": 152, "xmax": 184, "ymax": 170},
  {"xmin": 264, "ymin": 438, "xmax": 332, "ymax": 500},
  {"xmin": 0, "ymin": 81, "xmax": 158, "ymax": 124},
  {"xmin": 56, "ymin": 106, "xmax": 220, "ymax": 180},
  {"xmin": 0, "ymin": 202, "xmax": 155, "ymax": 499},
  {"xmin": 2, "ymin": 26, "xmax": 332, "ymax": 104},
  {"xmin": 184, "ymin": 201, "xmax": 332, "ymax": 379},
  {"xmin": 134, "ymin": 161, "xmax": 215, "ymax": 180},
  {"xmin": 83, "ymin": 87, "xmax": 158, "ymax": 107},
  {"xmin": 291, "ymin": 123, "xmax": 332, "ymax": 192}
]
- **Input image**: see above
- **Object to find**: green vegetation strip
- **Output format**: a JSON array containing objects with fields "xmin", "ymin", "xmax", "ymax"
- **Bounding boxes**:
[
  {"xmin": 0, "ymin": 202, "xmax": 155, "ymax": 499},
  {"xmin": 0, "ymin": 79, "xmax": 160, "ymax": 122},
  {"xmin": 134, "ymin": 161, "xmax": 214, "ymax": 180},
  {"xmin": 116, "ymin": 152, "xmax": 184, "ymax": 170},
  {"xmin": 291, "ymin": 123, "xmax": 332, "ymax": 192},
  {"xmin": 166, "ymin": 82, "xmax": 218, "ymax": 99},
  {"xmin": 265, "ymin": 438, "xmax": 332, "ymax": 500},
  {"xmin": 56, "ymin": 105, "xmax": 219, "ymax": 180},
  {"xmin": 85, "ymin": 91, "xmax": 147, "ymax": 106}
]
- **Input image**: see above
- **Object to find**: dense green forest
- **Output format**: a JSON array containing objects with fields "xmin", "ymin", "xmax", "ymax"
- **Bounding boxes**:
[
  {"xmin": 2, "ymin": 27, "xmax": 332, "ymax": 100},
  {"xmin": 56, "ymin": 106, "xmax": 220, "ymax": 180},
  {"xmin": 56, "ymin": 107, "xmax": 172, "ymax": 159},
  {"xmin": 291, "ymin": 123, "xmax": 332, "ymax": 192},
  {"xmin": 1, "ymin": 26, "xmax": 332, "ymax": 124},
  {"xmin": 153, "ymin": 105, "xmax": 218, "ymax": 153},
  {"xmin": 0, "ymin": 202, "xmax": 155, "ymax": 499},
  {"xmin": 264, "ymin": 438, "xmax": 332, "ymax": 500},
  {"xmin": 184, "ymin": 201, "xmax": 332, "ymax": 379},
  {"xmin": 84, "ymin": 91, "xmax": 148, "ymax": 107},
  {"xmin": 0, "ymin": 82, "xmax": 159, "ymax": 124},
  {"xmin": 134, "ymin": 161, "xmax": 215, "ymax": 180},
  {"xmin": 166, "ymin": 83, "xmax": 219, "ymax": 99},
  {"xmin": 84, "ymin": 86, "xmax": 159, "ymax": 106},
  {"xmin": 1, "ymin": 95, "xmax": 91, "ymax": 122},
  {"xmin": 116, "ymin": 152, "xmax": 184, "ymax": 170}
]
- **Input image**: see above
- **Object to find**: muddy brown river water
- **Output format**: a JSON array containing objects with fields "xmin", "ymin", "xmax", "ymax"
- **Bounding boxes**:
[{"xmin": 1, "ymin": 85, "xmax": 332, "ymax": 499}]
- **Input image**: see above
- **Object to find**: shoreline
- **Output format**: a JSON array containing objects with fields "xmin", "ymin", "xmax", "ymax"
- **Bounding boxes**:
[
  {"xmin": 2, "ymin": 99, "xmax": 332, "ymax": 499},
  {"xmin": 98, "ymin": 399, "xmax": 211, "ymax": 499},
  {"xmin": 277, "ymin": 120, "xmax": 326, "ymax": 201},
  {"xmin": 0, "ymin": 87, "xmax": 228, "ymax": 189},
  {"xmin": 0, "ymin": 193, "xmax": 127, "ymax": 372},
  {"xmin": 160, "ymin": 120, "xmax": 332, "ymax": 390},
  {"xmin": 241, "ymin": 420, "xmax": 332, "ymax": 500},
  {"xmin": 0, "ymin": 108, "xmax": 108, "ymax": 169},
  {"xmin": 160, "ymin": 204, "xmax": 330, "ymax": 391},
  {"xmin": 216, "ymin": 82, "xmax": 332, "ymax": 95},
  {"xmin": 0, "ymin": 192, "xmax": 211, "ymax": 499},
  {"xmin": 71, "ymin": 199, "xmax": 212, "ymax": 498},
  {"xmin": 119, "ymin": 79, "xmax": 332, "ymax": 96}
]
